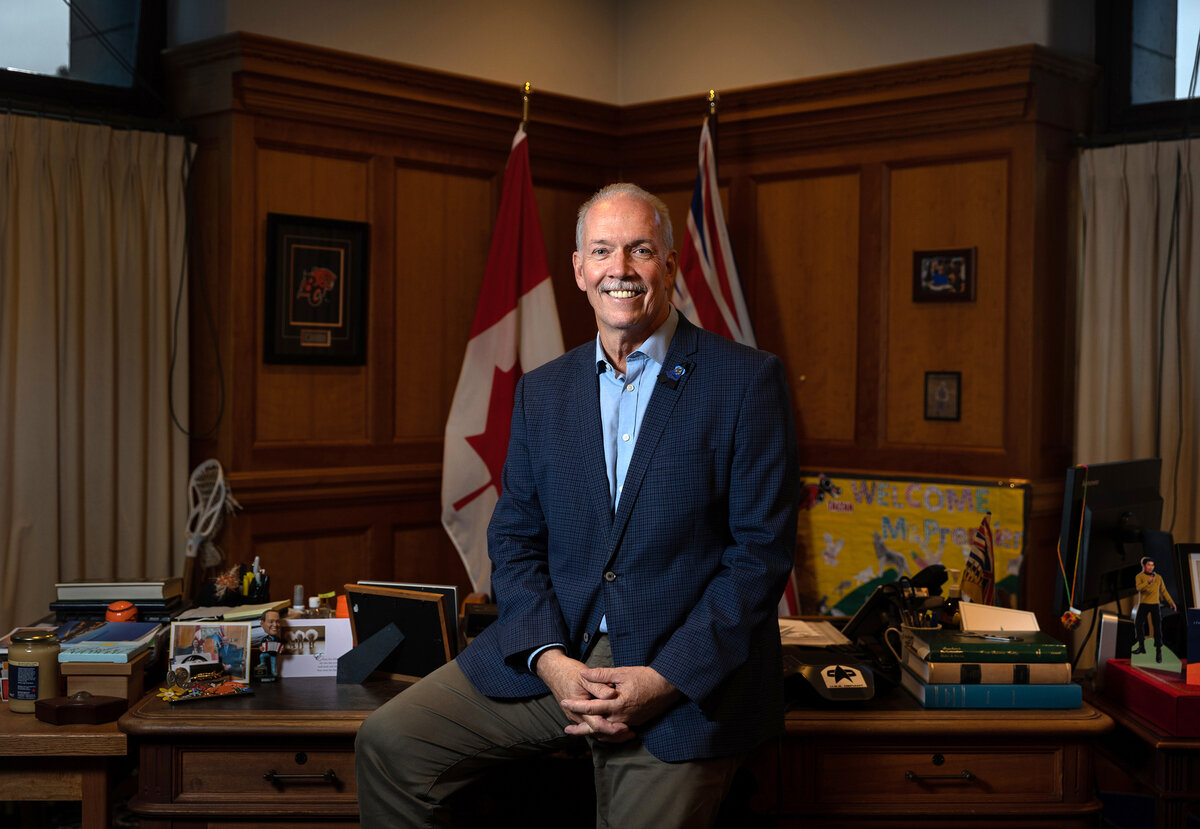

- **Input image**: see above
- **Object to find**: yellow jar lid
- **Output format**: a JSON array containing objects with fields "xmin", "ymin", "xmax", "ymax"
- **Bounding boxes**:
[{"xmin": 11, "ymin": 630, "xmax": 58, "ymax": 643}]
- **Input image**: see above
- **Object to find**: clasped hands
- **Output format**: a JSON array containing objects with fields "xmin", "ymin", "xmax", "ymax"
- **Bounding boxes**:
[{"xmin": 535, "ymin": 648, "xmax": 679, "ymax": 743}]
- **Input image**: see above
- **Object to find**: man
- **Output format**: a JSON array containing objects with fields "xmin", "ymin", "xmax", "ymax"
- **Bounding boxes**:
[
  {"xmin": 356, "ymin": 183, "xmax": 799, "ymax": 827},
  {"xmin": 1132, "ymin": 556, "xmax": 1176, "ymax": 662}
]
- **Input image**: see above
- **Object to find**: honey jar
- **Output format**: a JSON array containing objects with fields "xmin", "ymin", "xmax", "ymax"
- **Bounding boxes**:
[{"xmin": 8, "ymin": 630, "xmax": 60, "ymax": 713}]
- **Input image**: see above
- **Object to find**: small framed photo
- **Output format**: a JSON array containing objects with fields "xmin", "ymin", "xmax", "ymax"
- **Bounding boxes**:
[
  {"xmin": 264, "ymin": 213, "xmax": 369, "ymax": 364},
  {"xmin": 169, "ymin": 621, "xmax": 252, "ymax": 684},
  {"xmin": 913, "ymin": 248, "xmax": 976, "ymax": 302},
  {"xmin": 1179, "ymin": 543, "xmax": 1200, "ymax": 609},
  {"xmin": 924, "ymin": 371, "xmax": 961, "ymax": 421}
]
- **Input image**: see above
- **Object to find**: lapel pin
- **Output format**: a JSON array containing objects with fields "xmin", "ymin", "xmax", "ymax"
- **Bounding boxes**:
[{"xmin": 672, "ymin": 365, "xmax": 685, "ymax": 378}]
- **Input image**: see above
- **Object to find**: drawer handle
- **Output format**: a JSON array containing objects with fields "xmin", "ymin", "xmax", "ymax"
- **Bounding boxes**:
[
  {"xmin": 905, "ymin": 769, "xmax": 974, "ymax": 782},
  {"xmin": 263, "ymin": 769, "xmax": 339, "ymax": 785}
]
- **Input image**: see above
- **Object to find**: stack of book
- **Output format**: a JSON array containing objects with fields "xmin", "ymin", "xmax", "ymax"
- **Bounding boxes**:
[
  {"xmin": 51, "ymin": 577, "xmax": 185, "ymax": 622},
  {"xmin": 900, "ymin": 628, "xmax": 1081, "ymax": 709}
]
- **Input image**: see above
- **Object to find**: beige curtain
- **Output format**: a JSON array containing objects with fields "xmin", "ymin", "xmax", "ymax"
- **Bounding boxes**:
[
  {"xmin": 0, "ymin": 114, "xmax": 191, "ymax": 634},
  {"xmin": 1077, "ymin": 140, "xmax": 1200, "ymax": 549}
]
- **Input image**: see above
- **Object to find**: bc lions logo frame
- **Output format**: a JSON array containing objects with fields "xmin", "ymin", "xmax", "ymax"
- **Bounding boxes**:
[{"xmin": 264, "ymin": 213, "xmax": 369, "ymax": 365}]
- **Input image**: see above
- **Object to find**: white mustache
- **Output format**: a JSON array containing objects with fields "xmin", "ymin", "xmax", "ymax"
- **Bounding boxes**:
[{"xmin": 600, "ymin": 280, "xmax": 646, "ymax": 294}]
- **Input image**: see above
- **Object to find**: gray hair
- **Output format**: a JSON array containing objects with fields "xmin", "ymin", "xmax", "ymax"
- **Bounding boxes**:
[{"xmin": 575, "ymin": 183, "xmax": 674, "ymax": 252}]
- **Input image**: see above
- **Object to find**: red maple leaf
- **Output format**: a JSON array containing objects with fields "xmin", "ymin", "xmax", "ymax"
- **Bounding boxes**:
[{"xmin": 454, "ymin": 361, "xmax": 521, "ymax": 512}]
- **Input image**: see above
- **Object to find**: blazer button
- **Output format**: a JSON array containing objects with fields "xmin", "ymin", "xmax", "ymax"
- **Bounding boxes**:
[
  {"xmin": 583, "ymin": 632, "xmax": 590, "ymax": 643},
  {"xmin": 604, "ymin": 571, "xmax": 617, "ymax": 582}
]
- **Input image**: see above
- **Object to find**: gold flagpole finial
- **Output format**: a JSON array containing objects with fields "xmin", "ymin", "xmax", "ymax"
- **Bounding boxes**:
[
  {"xmin": 707, "ymin": 89, "xmax": 719, "ymax": 116},
  {"xmin": 521, "ymin": 82, "xmax": 533, "ymax": 130}
]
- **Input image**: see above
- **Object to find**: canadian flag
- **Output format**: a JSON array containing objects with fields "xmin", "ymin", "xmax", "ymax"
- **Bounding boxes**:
[{"xmin": 441, "ymin": 129, "xmax": 564, "ymax": 596}]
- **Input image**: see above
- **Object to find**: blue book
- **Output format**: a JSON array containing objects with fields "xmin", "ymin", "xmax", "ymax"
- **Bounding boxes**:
[
  {"xmin": 901, "ymin": 666, "xmax": 1082, "ymax": 709},
  {"xmin": 55, "ymin": 620, "xmax": 161, "ymax": 663}
]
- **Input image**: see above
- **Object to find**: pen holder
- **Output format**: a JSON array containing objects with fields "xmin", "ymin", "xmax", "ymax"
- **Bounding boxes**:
[{"xmin": 885, "ymin": 622, "xmax": 941, "ymax": 664}]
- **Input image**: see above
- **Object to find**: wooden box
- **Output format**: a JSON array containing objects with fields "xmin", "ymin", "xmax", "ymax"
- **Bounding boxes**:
[{"xmin": 59, "ymin": 649, "xmax": 148, "ymax": 701}]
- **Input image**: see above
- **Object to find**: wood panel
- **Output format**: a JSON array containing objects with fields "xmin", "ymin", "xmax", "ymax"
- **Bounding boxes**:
[
  {"xmin": 394, "ymin": 165, "xmax": 494, "ymax": 439},
  {"xmin": 254, "ymin": 149, "xmax": 372, "ymax": 446},
  {"xmin": 755, "ymin": 171, "xmax": 861, "ymax": 444},
  {"xmin": 885, "ymin": 157, "xmax": 1009, "ymax": 449}
]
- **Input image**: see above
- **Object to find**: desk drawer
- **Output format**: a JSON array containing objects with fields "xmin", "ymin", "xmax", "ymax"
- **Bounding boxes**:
[
  {"xmin": 812, "ymin": 746, "xmax": 1063, "ymax": 805},
  {"xmin": 177, "ymin": 747, "xmax": 356, "ymax": 803}
]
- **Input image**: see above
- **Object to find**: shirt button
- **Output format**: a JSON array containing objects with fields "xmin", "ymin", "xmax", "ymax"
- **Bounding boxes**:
[
  {"xmin": 622, "ymin": 433, "xmax": 630, "ymax": 442},
  {"xmin": 625, "ymin": 383, "xmax": 634, "ymax": 392},
  {"xmin": 604, "ymin": 571, "xmax": 617, "ymax": 582}
]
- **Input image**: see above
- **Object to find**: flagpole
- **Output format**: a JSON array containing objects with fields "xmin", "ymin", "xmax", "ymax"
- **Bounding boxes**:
[
  {"xmin": 520, "ymin": 81, "xmax": 532, "ymax": 132},
  {"xmin": 707, "ymin": 89, "xmax": 719, "ymax": 158}
]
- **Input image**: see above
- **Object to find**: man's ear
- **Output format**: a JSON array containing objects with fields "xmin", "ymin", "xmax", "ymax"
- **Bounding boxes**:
[{"xmin": 573, "ymin": 250, "xmax": 586, "ymax": 292}]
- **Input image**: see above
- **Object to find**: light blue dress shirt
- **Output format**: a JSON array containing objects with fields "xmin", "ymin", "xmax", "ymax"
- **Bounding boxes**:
[{"xmin": 529, "ymin": 308, "xmax": 679, "ymax": 665}]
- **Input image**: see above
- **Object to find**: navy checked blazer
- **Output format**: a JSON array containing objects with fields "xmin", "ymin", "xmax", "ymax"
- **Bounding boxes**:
[{"xmin": 457, "ymin": 315, "xmax": 800, "ymax": 762}]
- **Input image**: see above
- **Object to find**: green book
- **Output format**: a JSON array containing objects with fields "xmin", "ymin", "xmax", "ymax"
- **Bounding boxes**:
[{"xmin": 909, "ymin": 629, "xmax": 1068, "ymax": 663}]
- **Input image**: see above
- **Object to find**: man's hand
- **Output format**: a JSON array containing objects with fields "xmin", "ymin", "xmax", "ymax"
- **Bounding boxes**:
[
  {"xmin": 534, "ymin": 649, "xmax": 620, "ymax": 737},
  {"xmin": 559, "ymin": 666, "xmax": 679, "ymax": 743}
]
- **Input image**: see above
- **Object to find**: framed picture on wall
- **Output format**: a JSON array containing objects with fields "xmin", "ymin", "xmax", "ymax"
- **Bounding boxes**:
[
  {"xmin": 1179, "ymin": 543, "xmax": 1200, "ymax": 609},
  {"xmin": 924, "ymin": 371, "xmax": 961, "ymax": 421},
  {"xmin": 913, "ymin": 247, "xmax": 976, "ymax": 302},
  {"xmin": 264, "ymin": 213, "xmax": 369, "ymax": 364}
]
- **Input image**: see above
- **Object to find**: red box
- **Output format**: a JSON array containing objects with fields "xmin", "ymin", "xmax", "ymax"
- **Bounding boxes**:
[{"xmin": 1104, "ymin": 658, "xmax": 1200, "ymax": 737}]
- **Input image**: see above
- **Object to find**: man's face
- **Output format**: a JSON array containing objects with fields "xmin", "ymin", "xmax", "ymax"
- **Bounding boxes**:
[
  {"xmin": 573, "ymin": 193, "xmax": 677, "ymax": 350},
  {"xmin": 1144, "ymin": 560, "xmax": 1156, "ymax": 575},
  {"xmin": 263, "ymin": 611, "xmax": 282, "ymax": 636}
]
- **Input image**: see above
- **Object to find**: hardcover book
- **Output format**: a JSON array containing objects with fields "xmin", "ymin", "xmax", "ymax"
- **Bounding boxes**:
[
  {"xmin": 909, "ymin": 629, "xmax": 1068, "ymax": 663},
  {"xmin": 900, "ymin": 667, "xmax": 1082, "ymax": 709},
  {"xmin": 56, "ymin": 621, "xmax": 162, "ymax": 663},
  {"xmin": 1104, "ymin": 658, "xmax": 1200, "ymax": 737},
  {"xmin": 902, "ymin": 646, "xmax": 1072, "ymax": 684},
  {"xmin": 55, "ymin": 577, "xmax": 183, "ymax": 601}
]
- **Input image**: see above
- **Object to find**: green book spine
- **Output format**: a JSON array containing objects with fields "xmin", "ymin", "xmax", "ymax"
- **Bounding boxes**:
[{"xmin": 910, "ymin": 630, "xmax": 1068, "ymax": 663}]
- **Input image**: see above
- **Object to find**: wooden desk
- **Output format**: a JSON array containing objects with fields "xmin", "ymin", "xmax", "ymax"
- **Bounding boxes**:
[
  {"xmin": 1090, "ymin": 693, "xmax": 1200, "ymax": 828},
  {"xmin": 0, "ymin": 702, "xmax": 128, "ymax": 829},
  {"xmin": 745, "ymin": 692, "xmax": 1113, "ymax": 827},
  {"xmin": 120, "ymin": 677, "xmax": 407, "ymax": 828}
]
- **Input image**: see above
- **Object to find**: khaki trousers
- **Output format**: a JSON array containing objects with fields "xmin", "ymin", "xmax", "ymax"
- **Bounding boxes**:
[{"xmin": 355, "ymin": 636, "xmax": 741, "ymax": 828}]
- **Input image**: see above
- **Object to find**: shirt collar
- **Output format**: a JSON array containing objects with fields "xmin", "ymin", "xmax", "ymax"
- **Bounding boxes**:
[{"xmin": 595, "ymin": 307, "xmax": 679, "ymax": 375}]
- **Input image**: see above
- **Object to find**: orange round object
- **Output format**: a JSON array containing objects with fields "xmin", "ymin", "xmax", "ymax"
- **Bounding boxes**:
[{"xmin": 106, "ymin": 600, "xmax": 138, "ymax": 622}]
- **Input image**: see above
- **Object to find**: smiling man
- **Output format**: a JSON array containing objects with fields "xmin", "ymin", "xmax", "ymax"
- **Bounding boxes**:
[{"xmin": 356, "ymin": 183, "xmax": 800, "ymax": 828}]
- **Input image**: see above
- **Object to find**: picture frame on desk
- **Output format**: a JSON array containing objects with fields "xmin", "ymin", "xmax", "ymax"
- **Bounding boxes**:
[
  {"xmin": 1179, "ymin": 543, "xmax": 1200, "ymax": 609},
  {"xmin": 264, "ymin": 212, "xmax": 369, "ymax": 365},
  {"xmin": 168, "ymin": 621, "xmax": 252, "ymax": 684},
  {"xmin": 344, "ymin": 584, "xmax": 452, "ymax": 682}
]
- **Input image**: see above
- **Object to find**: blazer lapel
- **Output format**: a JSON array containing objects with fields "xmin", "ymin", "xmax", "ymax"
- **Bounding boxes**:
[
  {"xmin": 572, "ymin": 350, "xmax": 612, "ymax": 533},
  {"xmin": 605, "ymin": 317, "xmax": 700, "ymax": 555}
]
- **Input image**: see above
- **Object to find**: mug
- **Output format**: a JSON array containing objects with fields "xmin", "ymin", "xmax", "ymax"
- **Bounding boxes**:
[{"xmin": 884, "ymin": 622, "xmax": 941, "ymax": 664}]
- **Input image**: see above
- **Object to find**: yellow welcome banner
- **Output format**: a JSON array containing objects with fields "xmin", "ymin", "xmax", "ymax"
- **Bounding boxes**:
[{"xmin": 795, "ymin": 473, "xmax": 1030, "ymax": 616}]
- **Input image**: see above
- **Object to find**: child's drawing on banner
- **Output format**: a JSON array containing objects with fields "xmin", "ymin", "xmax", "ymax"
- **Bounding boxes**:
[{"xmin": 795, "ymin": 473, "xmax": 1029, "ymax": 616}]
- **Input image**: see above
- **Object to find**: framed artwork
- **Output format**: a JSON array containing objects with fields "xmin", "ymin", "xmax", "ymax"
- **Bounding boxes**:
[
  {"xmin": 924, "ymin": 371, "xmax": 961, "ymax": 421},
  {"xmin": 264, "ymin": 213, "xmax": 369, "ymax": 364},
  {"xmin": 168, "ymin": 621, "xmax": 252, "ymax": 684},
  {"xmin": 913, "ymin": 247, "xmax": 976, "ymax": 302}
]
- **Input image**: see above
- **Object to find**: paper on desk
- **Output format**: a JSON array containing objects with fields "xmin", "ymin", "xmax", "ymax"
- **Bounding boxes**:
[
  {"xmin": 959, "ymin": 602, "xmax": 1039, "ymax": 632},
  {"xmin": 779, "ymin": 619, "xmax": 852, "ymax": 647},
  {"xmin": 176, "ymin": 599, "xmax": 288, "ymax": 621}
]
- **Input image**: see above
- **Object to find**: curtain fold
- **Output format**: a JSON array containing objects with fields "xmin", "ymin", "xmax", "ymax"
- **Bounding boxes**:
[
  {"xmin": 1077, "ymin": 140, "xmax": 1200, "ymax": 548},
  {"xmin": 0, "ymin": 114, "xmax": 190, "ymax": 634}
]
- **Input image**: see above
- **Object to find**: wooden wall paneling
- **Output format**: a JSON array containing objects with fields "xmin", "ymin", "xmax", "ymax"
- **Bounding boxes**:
[
  {"xmin": 885, "ymin": 155, "xmax": 1009, "ymax": 451},
  {"xmin": 390, "ymin": 523, "xmax": 471, "ymax": 593},
  {"xmin": 533, "ymin": 184, "xmax": 598, "ymax": 350},
  {"xmin": 393, "ymin": 163, "xmax": 495, "ymax": 439},
  {"xmin": 753, "ymin": 170, "xmax": 861, "ymax": 445},
  {"xmin": 254, "ymin": 147, "xmax": 373, "ymax": 446}
]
